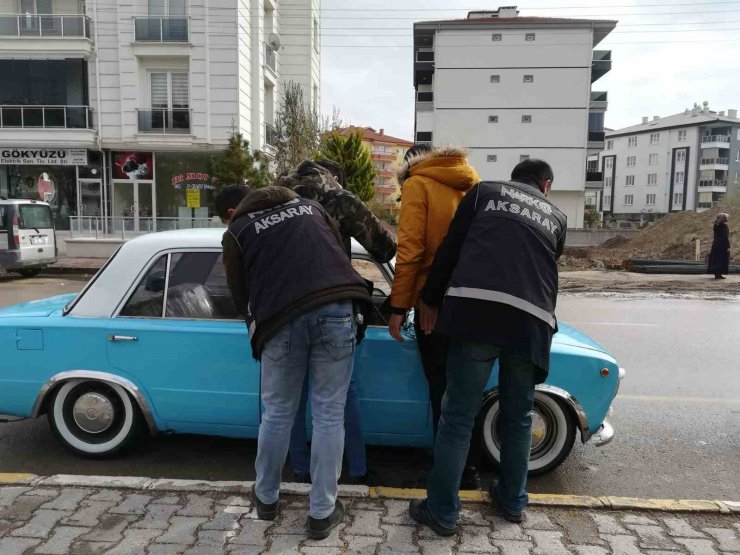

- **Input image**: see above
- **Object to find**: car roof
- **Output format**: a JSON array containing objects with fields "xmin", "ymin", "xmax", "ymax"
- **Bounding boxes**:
[{"xmin": 0, "ymin": 199, "xmax": 51, "ymax": 206}]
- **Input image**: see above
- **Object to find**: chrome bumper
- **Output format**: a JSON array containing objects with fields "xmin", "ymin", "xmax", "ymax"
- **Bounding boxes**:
[{"xmin": 591, "ymin": 418, "xmax": 614, "ymax": 447}]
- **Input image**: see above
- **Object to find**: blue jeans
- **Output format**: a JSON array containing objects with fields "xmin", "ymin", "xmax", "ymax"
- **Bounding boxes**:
[
  {"xmin": 427, "ymin": 340, "xmax": 538, "ymax": 529},
  {"xmin": 254, "ymin": 301, "xmax": 355, "ymax": 519},
  {"xmin": 289, "ymin": 376, "xmax": 367, "ymax": 478}
]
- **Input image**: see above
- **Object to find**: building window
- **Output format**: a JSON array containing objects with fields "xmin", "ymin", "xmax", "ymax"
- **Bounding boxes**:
[
  {"xmin": 676, "ymin": 150, "xmax": 686, "ymax": 162},
  {"xmin": 490, "ymin": 74, "xmax": 500, "ymax": 83},
  {"xmin": 674, "ymin": 193, "xmax": 684, "ymax": 205},
  {"xmin": 603, "ymin": 195, "xmax": 611, "ymax": 207},
  {"xmin": 520, "ymin": 155, "xmax": 530, "ymax": 161},
  {"xmin": 736, "ymin": 150, "xmax": 740, "ymax": 162},
  {"xmin": 313, "ymin": 85, "xmax": 318, "ymax": 114},
  {"xmin": 488, "ymin": 115, "xmax": 498, "ymax": 123},
  {"xmin": 678, "ymin": 129, "xmax": 687, "ymax": 141},
  {"xmin": 416, "ymin": 131, "xmax": 432, "ymax": 142},
  {"xmin": 523, "ymin": 75, "xmax": 534, "ymax": 83},
  {"xmin": 605, "ymin": 176, "xmax": 613, "ymax": 188},
  {"xmin": 492, "ymin": 33, "xmax": 502, "ymax": 41},
  {"xmin": 648, "ymin": 173, "xmax": 657, "ymax": 185},
  {"xmin": 624, "ymin": 195, "xmax": 634, "ymax": 206},
  {"xmin": 628, "ymin": 136, "xmax": 638, "ymax": 147},
  {"xmin": 313, "ymin": 18, "xmax": 319, "ymax": 52},
  {"xmin": 675, "ymin": 171, "xmax": 685, "ymax": 184},
  {"xmin": 525, "ymin": 33, "xmax": 536, "ymax": 41},
  {"xmin": 626, "ymin": 175, "xmax": 635, "ymax": 186},
  {"xmin": 604, "ymin": 157, "xmax": 613, "ymax": 169},
  {"xmin": 487, "ymin": 155, "xmax": 497, "ymax": 162},
  {"xmin": 649, "ymin": 153, "xmax": 658, "ymax": 165},
  {"xmin": 606, "ymin": 140, "xmax": 613, "ymax": 150},
  {"xmin": 627, "ymin": 156, "xmax": 636, "ymax": 167},
  {"xmin": 646, "ymin": 194, "xmax": 656, "ymax": 205},
  {"xmin": 522, "ymin": 115, "xmax": 532, "ymax": 123},
  {"xmin": 650, "ymin": 133, "xmax": 660, "ymax": 144}
]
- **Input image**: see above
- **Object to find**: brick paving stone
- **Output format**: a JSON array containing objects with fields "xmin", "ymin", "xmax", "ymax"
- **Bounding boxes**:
[
  {"xmin": 673, "ymin": 538, "xmax": 719, "ymax": 555},
  {"xmin": 63, "ymin": 501, "xmax": 117, "ymax": 528},
  {"xmin": 703, "ymin": 527, "xmax": 740, "ymax": 551},
  {"xmin": 621, "ymin": 514, "xmax": 658, "ymax": 526},
  {"xmin": 80, "ymin": 514, "xmax": 137, "ymax": 544},
  {"xmin": 0, "ymin": 494, "xmax": 56, "ymax": 521},
  {"xmin": 556, "ymin": 511, "xmax": 604, "ymax": 546},
  {"xmin": 644, "ymin": 551, "xmax": 690, "ymax": 555},
  {"xmin": 418, "ymin": 537, "xmax": 457, "ymax": 555},
  {"xmin": 131, "ymin": 504, "xmax": 180, "ymax": 530},
  {"xmin": 458, "ymin": 525, "xmax": 495, "ymax": 552},
  {"xmin": 155, "ymin": 516, "xmax": 208, "ymax": 545},
  {"xmin": 152, "ymin": 495, "xmax": 182, "ymax": 506},
  {"xmin": 378, "ymin": 523, "xmax": 419, "ymax": 553},
  {"xmin": 184, "ymin": 529, "xmax": 235, "ymax": 554},
  {"xmin": 383, "ymin": 500, "xmax": 416, "ymax": 526},
  {"xmin": 177, "ymin": 494, "xmax": 215, "ymax": 518},
  {"xmin": 302, "ymin": 548, "xmax": 342, "ymax": 555},
  {"xmin": 147, "ymin": 544, "xmax": 190, "ymax": 555},
  {"xmin": 521, "ymin": 512, "xmax": 558, "ymax": 531},
  {"xmin": 661, "ymin": 516, "xmax": 707, "ymax": 538},
  {"xmin": 34, "ymin": 525, "xmax": 88, "ymax": 554},
  {"xmin": 591, "ymin": 514, "xmax": 630, "ymax": 535},
  {"xmin": 110, "ymin": 493, "xmax": 152, "ymax": 515},
  {"xmin": 459, "ymin": 507, "xmax": 490, "ymax": 527},
  {"xmin": 230, "ymin": 518, "xmax": 272, "ymax": 546},
  {"xmin": 489, "ymin": 516, "xmax": 530, "ymax": 541},
  {"xmin": 199, "ymin": 506, "xmax": 244, "ymax": 531},
  {"xmin": 87, "ymin": 491, "xmax": 124, "ymax": 503},
  {"xmin": 0, "ymin": 519, "xmax": 19, "ymax": 538},
  {"xmin": 0, "ymin": 537, "xmax": 41, "ymax": 555},
  {"xmin": 347, "ymin": 510, "xmax": 384, "ymax": 537},
  {"xmin": 70, "ymin": 541, "xmax": 116, "ymax": 554},
  {"xmin": 23, "ymin": 488, "xmax": 59, "ymax": 497},
  {"xmin": 263, "ymin": 534, "xmax": 303, "ymax": 555},
  {"xmin": 343, "ymin": 535, "xmax": 384, "ymax": 555},
  {"xmin": 274, "ymin": 509, "xmax": 307, "ymax": 535},
  {"xmin": 0, "ymin": 487, "xmax": 31, "ymax": 507},
  {"xmin": 573, "ymin": 547, "xmax": 609, "ymax": 555},
  {"xmin": 528, "ymin": 530, "xmax": 571, "ymax": 555},
  {"xmin": 492, "ymin": 539, "xmax": 534, "ymax": 555},
  {"xmin": 41, "ymin": 488, "xmax": 92, "ymax": 511},
  {"xmin": 100, "ymin": 527, "xmax": 164, "ymax": 555},
  {"xmin": 218, "ymin": 496, "xmax": 250, "ymax": 507},
  {"xmin": 627, "ymin": 524, "xmax": 679, "ymax": 550},
  {"xmin": 10, "ymin": 508, "xmax": 69, "ymax": 538},
  {"xmin": 303, "ymin": 523, "xmax": 346, "ymax": 548},
  {"xmin": 352, "ymin": 498, "xmax": 385, "ymax": 511},
  {"xmin": 601, "ymin": 534, "xmax": 643, "ymax": 555}
]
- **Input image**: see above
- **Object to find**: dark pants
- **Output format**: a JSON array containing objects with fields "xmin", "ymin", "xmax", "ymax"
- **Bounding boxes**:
[{"xmin": 414, "ymin": 316, "xmax": 482, "ymax": 470}]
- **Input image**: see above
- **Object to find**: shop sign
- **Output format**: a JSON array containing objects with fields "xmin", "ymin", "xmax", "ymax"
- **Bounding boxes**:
[
  {"xmin": 186, "ymin": 189, "xmax": 201, "ymax": 208},
  {"xmin": 112, "ymin": 152, "xmax": 154, "ymax": 180},
  {"xmin": 171, "ymin": 172, "xmax": 214, "ymax": 191},
  {"xmin": 0, "ymin": 148, "xmax": 88, "ymax": 166}
]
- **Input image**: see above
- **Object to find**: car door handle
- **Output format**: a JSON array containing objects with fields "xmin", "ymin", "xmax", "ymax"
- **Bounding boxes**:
[{"xmin": 107, "ymin": 335, "xmax": 138, "ymax": 342}]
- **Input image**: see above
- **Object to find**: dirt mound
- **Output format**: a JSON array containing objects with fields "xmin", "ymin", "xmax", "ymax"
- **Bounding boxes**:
[{"xmin": 600, "ymin": 235, "xmax": 631, "ymax": 249}]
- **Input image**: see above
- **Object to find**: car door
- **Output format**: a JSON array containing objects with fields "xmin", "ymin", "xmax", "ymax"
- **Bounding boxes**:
[{"xmin": 106, "ymin": 250, "xmax": 260, "ymax": 433}]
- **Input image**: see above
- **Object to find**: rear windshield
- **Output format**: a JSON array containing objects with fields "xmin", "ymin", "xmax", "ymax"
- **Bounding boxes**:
[{"xmin": 19, "ymin": 205, "xmax": 53, "ymax": 230}]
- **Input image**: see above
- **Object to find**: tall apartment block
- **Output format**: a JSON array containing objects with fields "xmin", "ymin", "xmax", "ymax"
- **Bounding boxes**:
[
  {"xmin": 413, "ymin": 6, "xmax": 616, "ymax": 228},
  {"xmin": 0, "ymin": 0, "xmax": 320, "ymax": 233}
]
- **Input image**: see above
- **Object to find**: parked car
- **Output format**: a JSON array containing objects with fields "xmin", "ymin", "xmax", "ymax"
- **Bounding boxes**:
[
  {"xmin": 0, "ymin": 229, "xmax": 623, "ymax": 475},
  {"xmin": 0, "ymin": 199, "xmax": 57, "ymax": 277}
]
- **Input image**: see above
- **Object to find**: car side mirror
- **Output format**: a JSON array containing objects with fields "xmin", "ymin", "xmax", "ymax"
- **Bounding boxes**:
[{"xmin": 145, "ymin": 270, "xmax": 166, "ymax": 293}]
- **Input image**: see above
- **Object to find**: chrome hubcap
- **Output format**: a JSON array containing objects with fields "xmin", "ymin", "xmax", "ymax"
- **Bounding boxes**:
[
  {"xmin": 72, "ymin": 393, "xmax": 114, "ymax": 434},
  {"xmin": 530, "ymin": 411, "xmax": 548, "ymax": 450}
]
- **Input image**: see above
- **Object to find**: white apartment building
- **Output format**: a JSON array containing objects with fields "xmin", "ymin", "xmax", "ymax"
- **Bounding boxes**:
[
  {"xmin": 0, "ymin": 0, "xmax": 320, "ymax": 232},
  {"xmin": 413, "ymin": 6, "xmax": 616, "ymax": 229},
  {"xmin": 599, "ymin": 105, "xmax": 740, "ymax": 223}
]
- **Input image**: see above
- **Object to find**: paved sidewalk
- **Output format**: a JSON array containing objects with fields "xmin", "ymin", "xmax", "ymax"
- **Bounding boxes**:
[{"xmin": 0, "ymin": 483, "xmax": 738, "ymax": 554}]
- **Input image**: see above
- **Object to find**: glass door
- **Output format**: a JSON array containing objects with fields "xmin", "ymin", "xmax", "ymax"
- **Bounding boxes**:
[
  {"xmin": 112, "ymin": 182, "xmax": 135, "ymax": 233},
  {"xmin": 76, "ymin": 180, "xmax": 103, "ymax": 234},
  {"xmin": 137, "ymin": 182, "xmax": 154, "ymax": 233}
]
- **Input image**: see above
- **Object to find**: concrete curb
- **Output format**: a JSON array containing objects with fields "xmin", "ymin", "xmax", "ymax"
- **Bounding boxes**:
[{"xmin": 1, "ymin": 473, "xmax": 737, "ymax": 514}]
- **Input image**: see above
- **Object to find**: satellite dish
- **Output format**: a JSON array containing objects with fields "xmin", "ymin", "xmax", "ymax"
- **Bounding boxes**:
[{"xmin": 268, "ymin": 33, "xmax": 281, "ymax": 51}]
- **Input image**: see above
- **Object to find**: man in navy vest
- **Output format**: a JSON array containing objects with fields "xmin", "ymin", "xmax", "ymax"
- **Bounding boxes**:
[{"xmin": 408, "ymin": 159, "xmax": 567, "ymax": 535}]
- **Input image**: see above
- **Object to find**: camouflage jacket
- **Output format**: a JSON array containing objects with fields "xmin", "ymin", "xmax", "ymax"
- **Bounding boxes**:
[{"xmin": 274, "ymin": 161, "xmax": 397, "ymax": 263}]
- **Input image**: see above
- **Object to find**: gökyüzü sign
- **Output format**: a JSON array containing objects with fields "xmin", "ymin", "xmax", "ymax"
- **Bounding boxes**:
[{"xmin": 0, "ymin": 148, "xmax": 88, "ymax": 166}]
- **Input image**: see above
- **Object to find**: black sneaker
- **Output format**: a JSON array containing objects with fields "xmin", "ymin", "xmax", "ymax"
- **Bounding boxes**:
[
  {"xmin": 342, "ymin": 468, "xmax": 382, "ymax": 487},
  {"xmin": 408, "ymin": 499, "xmax": 458, "ymax": 537},
  {"xmin": 306, "ymin": 500, "xmax": 345, "ymax": 540},
  {"xmin": 488, "ymin": 481, "xmax": 524, "ymax": 524},
  {"xmin": 250, "ymin": 486, "xmax": 279, "ymax": 521},
  {"xmin": 294, "ymin": 472, "xmax": 311, "ymax": 484},
  {"xmin": 460, "ymin": 466, "xmax": 482, "ymax": 490}
]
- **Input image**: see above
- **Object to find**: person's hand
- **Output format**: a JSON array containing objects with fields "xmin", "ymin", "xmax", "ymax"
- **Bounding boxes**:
[
  {"xmin": 419, "ymin": 300, "xmax": 439, "ymax": 335},
  {"xmin": 388, "ymin": 313, "xmax": 406, "ymax": 343}
]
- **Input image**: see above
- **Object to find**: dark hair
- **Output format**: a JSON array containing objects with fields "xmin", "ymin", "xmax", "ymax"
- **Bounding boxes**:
[
  {"xmin": 315, "ymin": 158, "xmax": 347, "ymax": 187},
  {"xmin": 214, "ymin": 184, "xmax": 250, "ymax": 220},
  {"xmin": 511, "ymin": 159, "xmax": 554, "ymax": 188},
  {"xmin": 404, "ymin": 143, "xmax": 432, "ymax": 164}
]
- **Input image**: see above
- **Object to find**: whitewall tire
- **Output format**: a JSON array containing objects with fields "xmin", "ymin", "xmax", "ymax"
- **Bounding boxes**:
[
  {"xmin": 47, "ymin": 379, "xmax": 143, "ymax": 457},
  {"xmin": 480, "ymin": 391, "xmax": 576, "ymax": 476}
]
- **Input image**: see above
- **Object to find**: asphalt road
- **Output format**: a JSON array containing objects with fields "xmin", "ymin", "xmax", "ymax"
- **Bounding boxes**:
[{"xmin": 0, "ymin": 277, "xmax": 738, "ymax": 500}]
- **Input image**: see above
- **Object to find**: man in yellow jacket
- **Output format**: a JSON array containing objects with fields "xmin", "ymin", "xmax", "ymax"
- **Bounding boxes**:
[{"xmin": 388, "ymin": 144, "xmax": 481, "ymax": 488}]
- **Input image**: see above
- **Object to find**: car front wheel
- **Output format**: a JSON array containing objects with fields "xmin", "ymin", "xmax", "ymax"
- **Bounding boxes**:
[
  {"xmin": 480, "ymin": 391, "xmax": 576, "ymax": 476},
  {"xmin": 47, "ymin": 379, "xmax": 143, "ymax": 457}
]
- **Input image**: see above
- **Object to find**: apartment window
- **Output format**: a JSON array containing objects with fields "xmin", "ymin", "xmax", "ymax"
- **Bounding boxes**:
[
  {"xmin": 604, "ymin": 157, "xmax": 613, "ymax": 169},
  {"xmin": 492, "ymin": 33, "xmax": 502, "ymax": 41},
  {"xmin": 525, "ymin": 33, "xmax": 536, "ymax": 41},
  {"xmin": 650, "ymin": 133, "xmax": 660, "ymax": 144},
  {"xmin": 674, "ymin": 193, "xmax": 684, "ymax": 205},
  {"xmin": 628, "ymin": 136, "xmax": 638, "ymax": 147},
  {"xmin": 678, "ymin": 129, "xmax": 687, "ymax": 141},
  {"xmin": 523, "ymin": 75, "xmax": 534, "ymax": 83},
  {"xmin": 416, "ymin": 131, "xmax": 432, "ymax": 142},
  {"xmin": 626, "ymin": 156, "xmax": 636, "ymax": 167},
  {"xmin": 522, "ymin": 115, "xmax": 532, "ymax": 123},
  {"xmin": 603, "ymin": 195, "xmax": 611, "ymax": 207},
  {"xmin": 624, "ymin": 195, "xmax": 634, "ymax": 206},
  {"xmin": 150, "ymin": 71, "xmax": 189, "ymax": 111},
  {"xmin": 649, "ymin": 153, "xmax": 658, "ymax": 165},
  {"xmin": 676, "ymin": 150, "xmax": 686, "ymax": 162},
  {"xmin": 313, "ymin": 18, "xmax": 319, "ymax": 52},
  {"xmin": 605, "ymin": 176, "xmax": 613, "ymax": 188},
  {"xmin": 735, "ymin": 149, "xmax": 740, "ymax": 162},
  {"xmin": 487, "ymin": 155, "xmax": 497, "ymax": 163},
  {"xmin": 626, "ymin": 175, "xmax": 635, "ymax": 186},
  {"xmin": 520, "ymin": 155, "xmax": 530, "ymax": 161},
  {"xmin": 606, "ymin": 140, "xmax": 614, "ymax": 150},
  {"xmin": 490, "ymin": 74, "xmax": 500, "ymax": 83},
  {"xmin": 313, "ymin": 84, "xmax": 319, "ymax": 114},
  {"xmin": 148, "ymin": 0, "xmax": 186, "ymax": 16},
  {"xmin": 675, "ymin": 171, "xmax": 685, "ymax": 185},
  {"xmin": 488, "ymin": 115, "xmax": 498, "ymax": 123},
  {"xmin": 647, "ymin": 173, "xmax": 657, "ymax": 185},
  {"xmin": 646, "ymin": 194, "xmax": 656, "ymax": 205}
]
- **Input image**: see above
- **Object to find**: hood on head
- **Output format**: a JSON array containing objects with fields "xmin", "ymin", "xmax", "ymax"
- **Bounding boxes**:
[
  {"xmin": 274, "ymin": 160, "xmax": 342, "ymax": 195},
  {"xmin": 231, "ymin": 186, "xmax": 300, "ymax": 221},
  {"xmin": 397, "ymin": 146, "xmax": 479, "ymax": 192}
]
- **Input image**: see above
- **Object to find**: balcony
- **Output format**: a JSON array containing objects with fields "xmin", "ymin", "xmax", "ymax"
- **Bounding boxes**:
[
  {"xmin": 591, "ymin": 50, "xmax": 612, "ymax": 83},
  {"xmin": 265, "ymin": 122, "xmax": 278, "ymax": 148},
  {"xmin": 416, "ymin": 91, "xmax": 433, "ymax": 103},
  {"xmin": 372, "ymin": 151, "xmax": 395, "ymax": 162},
  {"xmin": 590, "ymin": 91, "xmax": 608, "ymax": 110},
  {"xmin": 700, "ymin": 135, "xmax": 731, "ymax": 149},
  {"xmin": 587, "ymin": 131, "xmax": 606, "ymax": 151},
  {"xmin": 700, "ymin": 157, "xmax": 729, "ymax": 170},
  {"xmin": 0, "ymin": 105, "xmax": 95, "ymax": 148},
  {"xmin": 264, "ymin": 42, "xmax": 277, "ymax": 74},
  {"xmin": 137, "ymin": 109, "xmax": 190, "ymax": 134},
  {"xmin": 585, "ymin": 171, "xmax": 604, "ymax": 190},
  {"xmin": 134, "ymin": 17, "xmax": 189, "ymax": 42},
  {"xmin": 698, "ymin": 180, "xmax": 728, "ymax": 192},
  {"xmin": 0, "ymin": 14, "xmax": 93, "ymax": 57}
]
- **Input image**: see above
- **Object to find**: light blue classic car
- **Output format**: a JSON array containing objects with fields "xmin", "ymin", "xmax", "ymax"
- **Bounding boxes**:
[{"xmin": 0, "ymin": 229, "xmax": 623, "ymax": 475}]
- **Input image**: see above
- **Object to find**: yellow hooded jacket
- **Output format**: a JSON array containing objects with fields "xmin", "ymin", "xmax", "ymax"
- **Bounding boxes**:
[{"xmin": 390, "ymin": 147, "xmax": 480, "ymax": 311}]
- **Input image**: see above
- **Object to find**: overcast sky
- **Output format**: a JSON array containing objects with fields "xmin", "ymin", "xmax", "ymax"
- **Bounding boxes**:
[{"xmin": 319, "ymin": 0, "xmax": 740, "ymax": 140}]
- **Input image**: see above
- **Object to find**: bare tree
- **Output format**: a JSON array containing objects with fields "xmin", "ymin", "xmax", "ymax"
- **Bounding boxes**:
[{"xmin": 274, "ymin": 82, "xmax": 321, "ymax": 176}]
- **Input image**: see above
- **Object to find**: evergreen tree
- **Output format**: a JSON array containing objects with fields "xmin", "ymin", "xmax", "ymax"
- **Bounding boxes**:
[
  {"xmin": 320, "ymin": 131, "xmax": 376, "ymax": 202},
  {"xmin": 210, "ymin": 130, "xmax": 271, "ymax": 189}
]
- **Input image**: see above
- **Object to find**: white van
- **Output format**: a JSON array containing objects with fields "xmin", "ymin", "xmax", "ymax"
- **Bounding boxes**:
[{"xmin": 0, "ymin": 199, "xmax": 57, "ymax": 277}]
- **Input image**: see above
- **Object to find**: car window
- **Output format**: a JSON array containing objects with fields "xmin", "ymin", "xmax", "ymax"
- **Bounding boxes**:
[
  {"xmin": 120, "ymin": 255, "xmax": 168, "ymax": 318},
  {"xmin": 19, "ymin": 204, "xmax": 53, "ymax": 230},
  {"xmin": 0, "ymin": 205, "xmax": 7, "ymax": 231},
  {"xmin": 352, "ymin": 258, "xmax": 391, "ymax": 296}
]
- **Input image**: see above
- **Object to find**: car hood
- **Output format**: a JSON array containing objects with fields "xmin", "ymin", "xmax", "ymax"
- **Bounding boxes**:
[
  {"xmin": 0, "ymin": 294, "xmax": 77, "ymax": 318},
  {"xmin": 553, "ymin": 323, "xmax": 609, "ymax": 354}
]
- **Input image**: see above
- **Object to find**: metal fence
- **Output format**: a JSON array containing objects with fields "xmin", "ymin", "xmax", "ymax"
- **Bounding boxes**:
[
  {"xmin": 0, "ymin": 105, "xmax": 93, "ymax": 129},
  {"xmin": 137, "ymin": 109, "xmax": 191, "ymax": 134},
  {"xmin": 0, "ymin": 14, "xmax": 91, "ymax": 38},
  {"xmin": 134, "ymin": 16, "xmax": 188, "ymax": 42},
  {"xmin": 69, "ymin": 216, "xmax": 225, "ymax": 239}
]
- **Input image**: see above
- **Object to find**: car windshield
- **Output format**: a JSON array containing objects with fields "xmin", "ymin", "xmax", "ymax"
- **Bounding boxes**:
[{"xmin": 19, "ymin": 205, "xmax": 53, "ymax": 230}]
